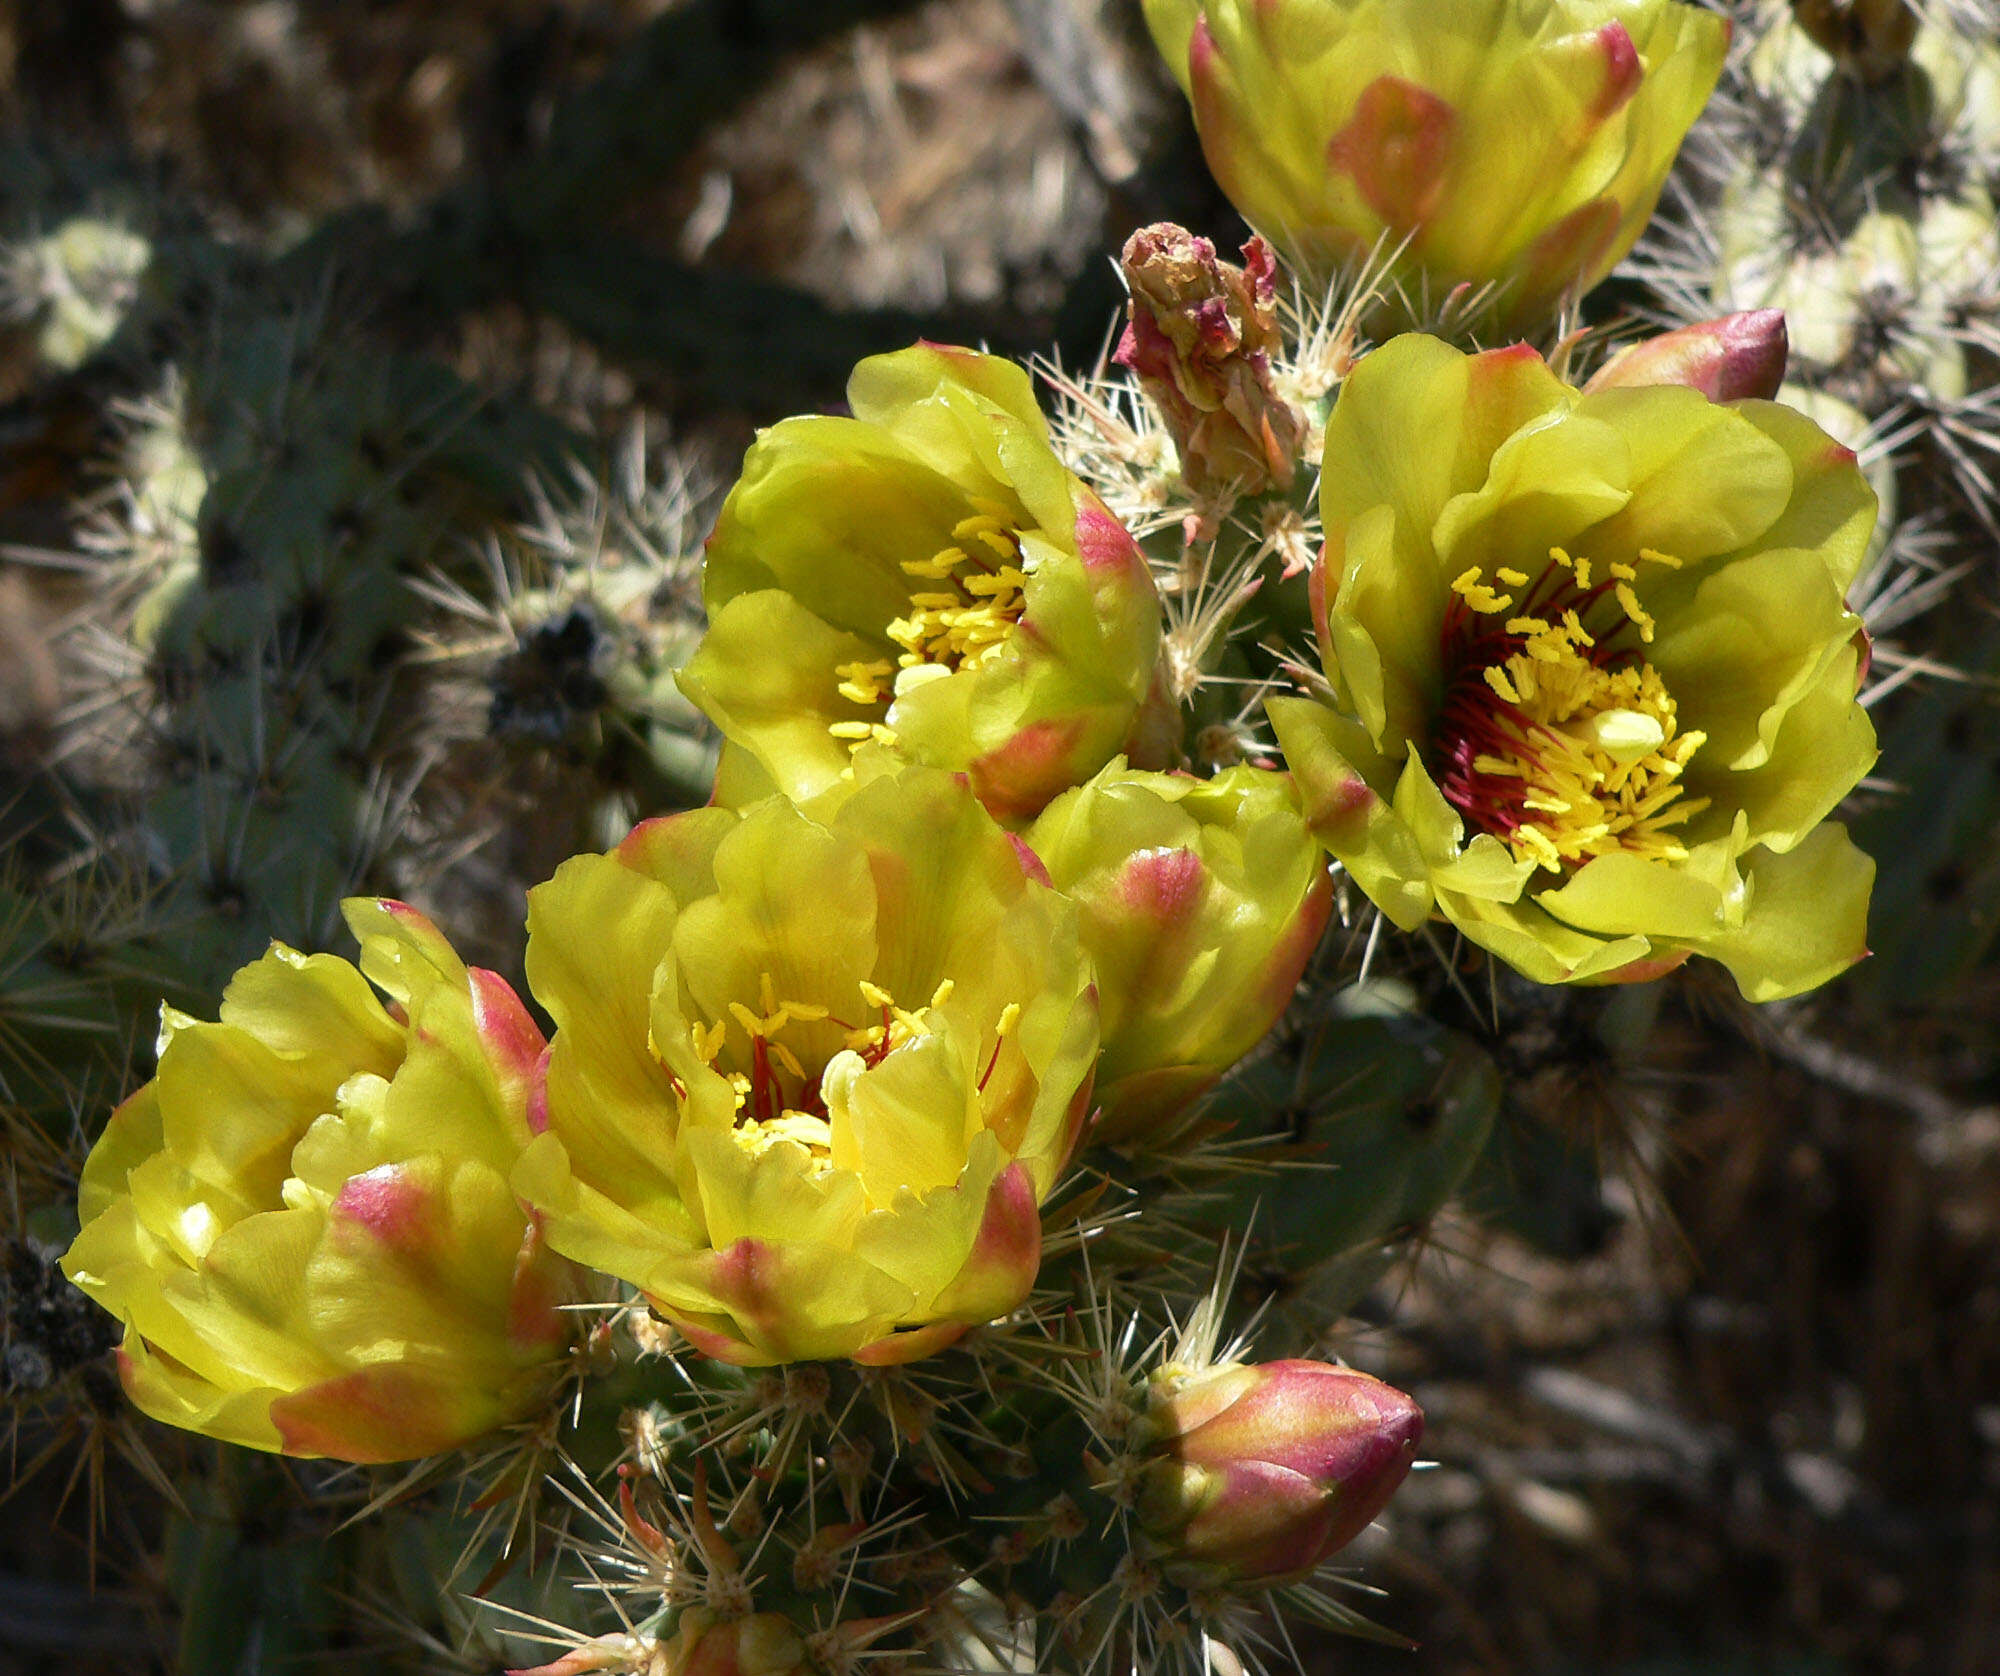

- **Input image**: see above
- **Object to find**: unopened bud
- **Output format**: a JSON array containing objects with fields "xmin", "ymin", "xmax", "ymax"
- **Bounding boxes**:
[
  {"xmin": 1115, "ymin": 224, "xmax": 1309, "ymax": 505},
  {"xmin": 670, "ymin": 1612, "xmax": 811, "ymax": 1676},
  {"xmin": 1791, "ymin": 0, "xmax": 1920, "ymax": 82},
  {"xmin": 1585, "ymin": 311, "xmax": 1790, "ymax": 404},
  {"xmin": 507, "ymin": 1633, "xmax": 652, "ymax": 1676},
  {"xmin": 1133, "ymin": 1359, "xmax": 1422, "ymax": 1585}
]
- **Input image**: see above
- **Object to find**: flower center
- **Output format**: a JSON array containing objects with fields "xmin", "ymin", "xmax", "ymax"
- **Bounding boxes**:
[
  {"xmin": 686, "ymin": 972, "xmax": 1015, "ymax": 1172},
  {"xmin": 1431, "ymin": 547, "xmax": 1709, "ymax": 874},
  {"xmin": 828, "ymin": 502, "xmax": 1029, "ymax": 754}
]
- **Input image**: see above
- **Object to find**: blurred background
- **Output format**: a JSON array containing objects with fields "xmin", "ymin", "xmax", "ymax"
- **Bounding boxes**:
[{"xmin": 2, "ymin": 3, "xmax": 1997, "ymax": 1674}]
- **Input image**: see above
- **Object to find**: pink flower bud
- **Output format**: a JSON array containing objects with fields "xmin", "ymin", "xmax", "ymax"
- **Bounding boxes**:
[
  {"xmin": 1584, "ymin": 310, "xmax": 1790, "ymax": 403},
  {"xmin": 1114, "ymin": 223, "xmax": 1309, "ymax": 504},
  {"xmin": 1135, "ymin": 1360, "xmax": 1422, "ymax": 1584}
]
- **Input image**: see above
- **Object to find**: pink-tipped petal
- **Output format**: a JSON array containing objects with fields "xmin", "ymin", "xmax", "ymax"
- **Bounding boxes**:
[
  {"xmin": 1590, "ymin": 22, "xmax": 1643, "ymax": 120},
  {"xmin": 1327, "ymin": 77, "xmax": 1457, "ymax": 230}
]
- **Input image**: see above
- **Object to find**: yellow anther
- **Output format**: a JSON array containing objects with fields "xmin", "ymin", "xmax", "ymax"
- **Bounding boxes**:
[
  {"xmin": 1609, "ymin": 560, "xmax": 1638, "ymax": 582},
  {"xmin": 1638, "ymin": 547, "xmax": 1682, "ymax": 569},
  {"xmin": 1548, "ymin": 546, "xmax": 1591, "ymax": 588},
  {"xmin": 694, "ymin": 1020, "xmax": 728, "ymax": 1064},
  {"xmin": 768, "ymin": 1039, "xmax": 808, "ymax": 1081},
  {"xmin": 1506, "ymin": 616, "xmax": 1552, "ymax": 637},
  {"xmin": 929, "ymin": 979, "xmax": 956, "ymax": 1010},
  {"xmin": 1450, "ymin": 565, "xmax": 1516, "ymax": 615},
  {"xmin": 994, "ymin": 1002, "xmax": 1021, "ymax": 1038},
  {"xmin": 1614, "ymin": 582, "xmax": 1655, "ymax": 642},
  {"xmin": 832, "ymin": 515, "xmax": 1028, "ymax": 755},
  {"xmin": 835, "ymin": 657, "xmax": 896, "ymax": 705},
  {"xmin": 1496, "ymin": 568, "xmax": 1530, "ymax": 587},
  {"xmin": 858, "ymin": 980, "xmax": 894, "ymax": 1011}
]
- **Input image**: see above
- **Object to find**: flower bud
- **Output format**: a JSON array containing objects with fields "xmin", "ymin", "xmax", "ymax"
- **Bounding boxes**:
[
  {"xmin": 1134, "ymin": 1359, "xmax": 1422, "ymax": 1584},
  {"xmin": 670, "ymin": 1615, "xmax": 810, "ymax": 1676},
  {"xmin": 1114, "ymin": 224, "xmax": 1309, "ymax": 504},
  {"xmin": 508, "ymin": 1614, "xmax": 809, "ymax": 1676},
  {"xmin": 1790, "ymin": 0, "xmax": 1919, "ymax": 81},
  {"xmin": 1584, "ymin": 311, "xmax": 1790, "ymax": 403}
]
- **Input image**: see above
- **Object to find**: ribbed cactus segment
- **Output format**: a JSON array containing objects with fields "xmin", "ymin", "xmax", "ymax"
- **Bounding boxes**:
[
  {"xmin": 1655, "ymin": 0, "xmax": 2000, "ymax": 521},
  {"xmin": 1193, "ymin": 990, "xmax": 1502, "ymax": 1315},
  {"xmin": 412, "ymin": 429, "xmax": 718, "ymax": 848},
  {"xmin": 0, "ymin": 853, "xmax": 187, "ymax": 1131},
  {"xmin": 1850, "ymin": 624, "xmax": 2000, "ymax": 1000},
  {"xmin": 55, "ymin": 279, "xmax": 582, "ymax": 998}
]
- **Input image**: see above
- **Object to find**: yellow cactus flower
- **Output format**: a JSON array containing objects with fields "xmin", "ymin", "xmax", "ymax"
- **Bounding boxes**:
[
  {"xmin": 1269, "ymin": 334, "xmax": 1878, "ymax": 998},
  {"xmin": 679, "ymin": 343, "xmax": 1169, "ymax": 824},
  {"xmin": 1142, "ymin": 0, "xmax": 1729, "ymax": 325},
  {"xmin": 60, "ymin": 901, "xmax": 575, "ymax": 1462},
  {"xmin": 512, "ymin": 765, "xmax": 1099, "ymax": 1366}
]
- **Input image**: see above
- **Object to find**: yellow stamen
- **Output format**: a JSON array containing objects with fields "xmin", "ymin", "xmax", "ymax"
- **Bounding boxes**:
[
  {"xmin": 832, "ymin": 514, "xmax": 1032, "ymax": 756},
  {"xmin": 1451, "ymin": 549, "xmax": 1707, "ymax": 872}
]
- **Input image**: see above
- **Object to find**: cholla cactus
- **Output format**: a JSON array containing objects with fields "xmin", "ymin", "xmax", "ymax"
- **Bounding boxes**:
[
  {"xmin": 1646, "ymin": 0, "xmax": 2000, "ymax": 521},
  {"xmin": 28, "ymin": 2, "xmax": 1981, "ymax": 1671},
  {"xmin": 411, "ymin": 427, "xmax": 721, "ymax": 844}
]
